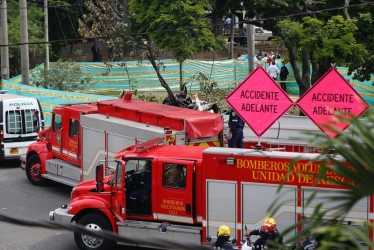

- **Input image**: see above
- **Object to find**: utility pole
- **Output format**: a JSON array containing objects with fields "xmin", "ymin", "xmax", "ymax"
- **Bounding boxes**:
[
  {"xmin": 230, "ymin": 13, "xmax": 234, "ymax": 59},
  {"xmin": 20, "ymin": 0, "xmax": 30, "ymax": 85},
  {"xmin": 1, "ymin": 0, "xmax": 10, "ymax": 84},
  {"xmin": 44, "ymin": 0, "xmax": 49, "ymax": 70},
  {"xmin": 247, "ymin": 22, "xmax": 255, "ymax": 72}
]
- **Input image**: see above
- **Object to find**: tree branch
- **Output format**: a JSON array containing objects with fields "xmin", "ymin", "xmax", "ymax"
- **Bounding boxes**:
[
  {"xmin": 343, "ymin": 0, "xmax": 351, "ymax": 20},
  {"xmin": 145, "ymin": 44, "xmax": 178, "ymax": 106}
]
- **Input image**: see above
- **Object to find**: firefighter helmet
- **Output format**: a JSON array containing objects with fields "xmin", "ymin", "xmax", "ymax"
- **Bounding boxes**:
[
  {"xmin": 264, "ymin": 217, "xmax": 276, "ymax": 226},
  {"xmin": 259, "ymin": 222, "xmax": 276, "ymax": 238},
  {"xmin": 217, "ymin": 225, "xmax": 231, "ymax": 238}
]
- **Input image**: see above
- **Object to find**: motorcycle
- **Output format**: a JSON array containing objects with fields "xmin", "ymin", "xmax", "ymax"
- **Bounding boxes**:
[
  {"xmin": 241, "ymin": 226, "xmax": 268, "ymax": 250},
  {"xmin": 162, "ymin": 84, "xmax": 219, "ymax": 113}
]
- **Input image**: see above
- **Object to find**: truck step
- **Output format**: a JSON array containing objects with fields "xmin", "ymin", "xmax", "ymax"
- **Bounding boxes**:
[
  {"xmin": 42, "ymin": 173, "xmax": 79, "ymax": 187},
  {"xmin": 117, "ymin": 220, "xmax": 201, "ymax": 247}
]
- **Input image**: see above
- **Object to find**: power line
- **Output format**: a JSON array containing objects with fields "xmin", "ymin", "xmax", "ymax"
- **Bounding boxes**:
[
  {"xmin": 239, "ymin": 1, "xmax": 374, "ymax": 25},
  {"xmin": 1, "ymin": 1, "xmax": 374, "ymax": 48}
]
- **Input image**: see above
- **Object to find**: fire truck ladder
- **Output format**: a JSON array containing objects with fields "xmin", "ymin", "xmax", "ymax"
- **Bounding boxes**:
[{"xmin": 134, "ymin": 137, "xmax": 166, "ymax": 153}]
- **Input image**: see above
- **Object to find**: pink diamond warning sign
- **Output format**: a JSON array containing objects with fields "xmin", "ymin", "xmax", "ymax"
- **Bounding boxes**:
[
  {"xmin": 296, "ymin": 67, "xmax": 369, "ymax": 138},
  {"xmin": 226, "ymin": 65, "xmax": 294, "ymax": 137}
]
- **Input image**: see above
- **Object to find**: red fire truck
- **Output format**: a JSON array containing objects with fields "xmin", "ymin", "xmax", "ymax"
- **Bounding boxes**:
[
  {"xmin": 21, "ymin": 92, "xmax": 224, "ymax": 186},
  {"xmin": 49, "ymin": 138, "xmax": 371, "ymax": 250}
]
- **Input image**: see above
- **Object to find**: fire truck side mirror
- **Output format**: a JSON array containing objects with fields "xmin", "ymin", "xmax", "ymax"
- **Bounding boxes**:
[{"xmin": 96, "ymin": 164, "xmax": 104, "ymax": 192}]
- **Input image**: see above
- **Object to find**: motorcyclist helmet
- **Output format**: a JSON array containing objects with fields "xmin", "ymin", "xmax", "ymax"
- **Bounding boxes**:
[
  {"xmin": 217, "ymin": 225, "xmax": 231, "ymax": 240},
  {"xmin": 264, "ymin": 217, "xmax": 276, "ymax": 226},
  {"xmin": 259, "ymin": 222, "xmax": 276, "ymax": 239}
]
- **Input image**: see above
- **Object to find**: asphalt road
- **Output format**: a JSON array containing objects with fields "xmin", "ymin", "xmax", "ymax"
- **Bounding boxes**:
[{"xmin": 0, "ymin": 159, "xmax": 145, "ymax": 250}]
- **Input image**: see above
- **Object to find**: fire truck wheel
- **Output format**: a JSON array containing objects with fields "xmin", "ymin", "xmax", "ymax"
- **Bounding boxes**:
[
  {"xmin": 74, "ymin": 213, "xmax": 115, "ymax": 250},
  {"xmin": 26, "ymin": 154, "xmax": 47, "ymax": 186}
]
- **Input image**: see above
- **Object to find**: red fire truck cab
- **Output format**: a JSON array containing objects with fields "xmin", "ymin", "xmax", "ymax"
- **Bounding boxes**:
[{"xmin": 50, "ymin": 138, "xmax": 372, "ymax": 249}]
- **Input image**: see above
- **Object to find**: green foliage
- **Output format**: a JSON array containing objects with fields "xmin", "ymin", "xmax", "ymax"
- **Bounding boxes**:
[
  {"xmin": 31, "ymin": 60, "xmax": 92, "ymax": 91},
  {"xmin": 192, "ymin": 73, "xmax": 218, "ymax": 96},
  {"xmin": 130, "ymin": 0, "xmax": 225, "ymax": 62},
  {"xmin": 241, "ymin": 0, "xmax": 374, "ymax": 93},
  {"xmin": 129, "ymin": 0, "xmax": 225, "ymax": 90},
  {"xmin": 184, "ymin": 72, "xmax": 230, "ymax": 112},
  {"xmin": 301, "ymin": 16, "xmax": 366, "ymax": 68},
  {"xmin": 7, "ymin": 0, "xmax": 44, "ymax": 73},
  {"xmin": 129, "ymin": 79, "xmax": 162, "ymax": 103},
  {"xmin": 270, "ymin": 114, "xmax": 374, "ymax": 248}
]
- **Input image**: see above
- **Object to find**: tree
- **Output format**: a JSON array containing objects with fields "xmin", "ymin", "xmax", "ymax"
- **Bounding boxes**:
[
  {"xmin": 78, "ymin": 0, "xmax": 225, "ymax": 106},
  {"xmin": 276, "ymin": 15, "xmax": 366, "ymax": 95},
  {"xmin": 47, "ymin": 0, "xmax": 85, "ymax": 61},
  {"xmin": 241, "ymin": 1, "xmax": 372, "ymax": 98},
  {"xmin": 129, "ymin": 0, "xmax": 225, "ymax": 91},
  {"xmin": 7, "ymin": 0, "xmax": 44, "ymax": 75},
  {"xmin": 31, "ymin": 59, "xmax": 92, "ymax": 91}
]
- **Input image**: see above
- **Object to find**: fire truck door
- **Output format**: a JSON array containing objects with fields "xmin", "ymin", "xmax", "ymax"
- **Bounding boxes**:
[
  {"xmin": 111, "ymin": 162, "xmax": 126, "ymax": 222},
  {"xmin": 50, "ymin": 112, "xmax": 63, "ymax": 156},
  {"xmin": 156, "ymin": 159, "xmax": 195, "ymax": 223}
]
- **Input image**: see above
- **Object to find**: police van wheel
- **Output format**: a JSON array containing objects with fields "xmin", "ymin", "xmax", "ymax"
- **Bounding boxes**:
[
  {"xmin": 26, "ymin": 154, "xmax": 47, "ymax": 185},
  {"xmin": 74, "ymin": 213, "xmax": 116, "ymax": 250}
]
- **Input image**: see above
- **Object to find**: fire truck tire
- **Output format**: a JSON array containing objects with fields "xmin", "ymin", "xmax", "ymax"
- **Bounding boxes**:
[
  {"xmin": 26, "ymin": 154, "xmax": 47, "ymax": 186},
  {"xmin": 74, "ymin": 213, "xmax": 115, "ymax": 250}
]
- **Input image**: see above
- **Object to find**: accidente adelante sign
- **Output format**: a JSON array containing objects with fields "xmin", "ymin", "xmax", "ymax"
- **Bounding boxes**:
[
  {"xmin": 296, "ymin": 67, "xmax": 369, "ymax": 138},
  {"xmin": 225, "ymin": 65, "xmax": 294, "ymax": 137}
]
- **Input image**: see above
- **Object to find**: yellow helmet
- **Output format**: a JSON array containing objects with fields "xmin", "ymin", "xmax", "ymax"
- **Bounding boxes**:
[
  {"xmin": 217, "ymin": 225, "xmax": 231, "ymax": 238},
  {"xmin": 264, "ymin": 217, "xmax": 276, "ymax": 226}
]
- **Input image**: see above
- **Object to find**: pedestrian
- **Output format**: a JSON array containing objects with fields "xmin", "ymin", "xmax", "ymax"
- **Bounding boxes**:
[
  {"xmin": 225, "ymin": 16, "xmax": 232, "ymax": 30},
  {"xmin": 274, "ymin": 49, "xmax": 281, "ymax": 59},
  {"xmin": 239, "ymin": 29, "xmax": 246, "ymax": 46},
  {"xmin": 227, "ymin": 109, "xmax": 244, "ymax": 148},
  {"xmin": 267, "ymin": 55, "xmax": 272, "ymax": 66},
  {"xmin": 237, "ymin": 53, "xmax": 245, "ymax": 61},
  {"xmin": 298, "ymin": 235, "xmax": 315, "ymax": 250},
  {"xmin": 267, "ymin": 61, "xmax": 280, "ymax": 81},
  {"xmin": 279, "ymin": 62, "xmax": 289, "ymax": 92},
  {"xmin": 261, "ymin": 53, "xmax": 268, "ymax": 68},
  {"xmin": 211, "ymin": 225, "xmax": 234, "ymax": 250}
]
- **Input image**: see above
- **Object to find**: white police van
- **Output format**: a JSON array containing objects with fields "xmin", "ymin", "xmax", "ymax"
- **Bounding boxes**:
[{"xmin": 0, "ymin": 91, "xmax": 44, "ymax": 159}]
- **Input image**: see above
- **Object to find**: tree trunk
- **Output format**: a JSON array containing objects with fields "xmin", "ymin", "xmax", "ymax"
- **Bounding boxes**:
[
  {"xmin": 311, "ymin": 61, "xmax": 320, "ymax": 85},
  {"xmin": 285, "ymin": 42, "xmax": 311, "ymax": 116},
  {"xmin": 317, "ymin": 62, "xmax": 331, "ymax": 82},
  {"xmin": 212, "ymin": 14, "xmax": 221, "ymax": 36},
  {"xmin": 300, "ymin": 49, "xmax": 310, "ymax": 96},
  {"xmin": 146, "ymin": 48, "xmax": 178, "ymax": 106},
  {"xmin": 179, "ymin": 61, "xmax": 183, "ymax": 91}
]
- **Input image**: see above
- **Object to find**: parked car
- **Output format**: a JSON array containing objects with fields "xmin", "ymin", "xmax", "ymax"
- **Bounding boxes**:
[
  {"xmin": 231, "ymin": 26, "xmax": 274, "ymax": 46},
  {"xmin": 254, "ymin": 26, "xmax": 274, "ymax": 41}
]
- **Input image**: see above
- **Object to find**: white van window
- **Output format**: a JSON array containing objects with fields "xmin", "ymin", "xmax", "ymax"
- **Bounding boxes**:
[
  {"xmin": 6, "ymin": 110, "xmax": 22, "ymax": 134},
  {"xmin": 25, "ymin": 110, "xmax": 34, "ymax": 133}
]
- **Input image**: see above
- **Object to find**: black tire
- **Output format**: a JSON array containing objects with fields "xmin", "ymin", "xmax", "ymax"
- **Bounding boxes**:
[
  {"xmin": 74, "ymin": 213, "xmax": 116, "ymax": 250},
  {"xmin": 25, "ymin": 154, "xmax": 48, "ymax": 185}
]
